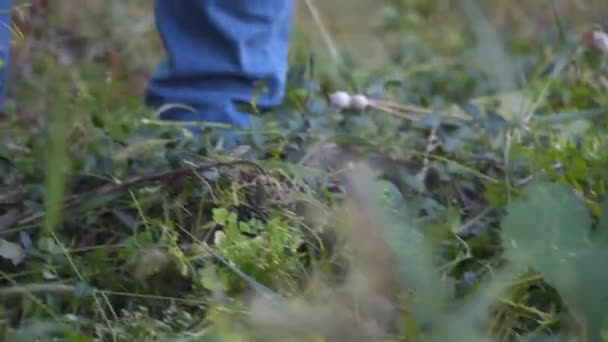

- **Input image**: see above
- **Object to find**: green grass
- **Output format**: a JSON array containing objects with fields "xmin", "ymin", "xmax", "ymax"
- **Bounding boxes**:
[{"xmin": 3, "ymin": 1, "xmax": 608, "ymax": 341}]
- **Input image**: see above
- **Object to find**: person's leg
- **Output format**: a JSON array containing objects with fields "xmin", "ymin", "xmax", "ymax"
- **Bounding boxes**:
[
  {"xmin": 0, "ymin": 0, "xmax": 12, "ymax": 108},
  {"xmin": 146, "ymin": 0, "xmax": 293, "ymax": 130}
]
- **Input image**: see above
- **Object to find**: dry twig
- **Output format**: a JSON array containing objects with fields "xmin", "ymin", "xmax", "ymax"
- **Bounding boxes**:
[{"xmin": 15, "ymin": 160, "xmax": 265, "ymax": 226}]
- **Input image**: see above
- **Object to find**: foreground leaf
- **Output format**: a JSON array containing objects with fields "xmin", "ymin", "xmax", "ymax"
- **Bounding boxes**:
[
  {"xmin": 501, "ymin": 182, "xmax": 591, "ymax": 287},
  {"xmin": 502, "ymin": 182, "xmax": 608, "ymax": 339}
]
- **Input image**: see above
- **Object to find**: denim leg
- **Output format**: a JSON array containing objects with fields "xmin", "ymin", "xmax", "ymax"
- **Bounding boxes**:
[
  {"xmin": 0, "ymin": 0, "xmax": 12, "ymax": 108},
  {"xmin": 146, "ymin": 0, "xmax": 293, "ymax": 129}
]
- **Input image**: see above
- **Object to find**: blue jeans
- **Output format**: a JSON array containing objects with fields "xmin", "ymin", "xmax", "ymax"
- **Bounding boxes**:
[
  {"xmin": 0, "ymin": 1, "xmax": 293, "ymax": 128},
  {"xmin": 0, "ymin": 0, "xmax": 11, "ymax": 108},
  {"xmin": 145, "ymin": 0, "xmax": 293, "ymax": 129}
]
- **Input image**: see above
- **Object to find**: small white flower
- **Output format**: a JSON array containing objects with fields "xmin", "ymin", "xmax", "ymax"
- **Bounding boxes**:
[
  {"xmin": 591, "ymin": 30, "xmax": 608, "ymax": 52},
  {"xmin": 350, "ymin": 94, "xmax": 370, "ymax": 110},
  {"xmin": 329, "ymin": 91, "xmax": 351, "ymax": 109}
]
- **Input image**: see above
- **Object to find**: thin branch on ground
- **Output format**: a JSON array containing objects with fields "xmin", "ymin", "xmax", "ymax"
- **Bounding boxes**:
[{"xmin": 15, "ymin": 160, "xmax": 266, "ymax": 226}]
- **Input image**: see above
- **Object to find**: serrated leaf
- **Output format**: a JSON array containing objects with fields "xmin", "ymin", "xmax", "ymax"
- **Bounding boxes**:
[
  {"xmin": 239, "ymin": 221, "xmax": 253, "ymax": 234},
  {"xmin": 212, "ymin": 208, "xmax": 229, "ymax": 226},
  {"xmin": 199, "ymin": 265, "xmax": 224, "ymax": 293},
  {"xmin": 227, "ymin": 212, "xmax": 238, "ymax": 226}
]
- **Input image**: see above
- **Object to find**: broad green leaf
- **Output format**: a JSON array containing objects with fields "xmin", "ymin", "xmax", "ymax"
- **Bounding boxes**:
[
  {"xmin": 594, "ymin": 195, "xmax": 608, "ymax": 244},
  {"xmin": 501, "ymin": 182, "xmax": 591, "ymax": 287},
  {"xmin": 568, "ymin": 248, "xmax": 608, "ymax": 342},
  {"xmin": 502, "ymin": 182, "xmax": 608, "ymax": 339}
]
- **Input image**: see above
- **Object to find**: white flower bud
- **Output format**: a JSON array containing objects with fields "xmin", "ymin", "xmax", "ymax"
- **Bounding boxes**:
[
  {"xmin": 329, "ymin": 91, "xmax": 351, "ymax": 109},
  {"xmin": 350, "ymin": 94, "xmax": 369, "ymax": 110},
  {"xmin": 592, "ymin": 30, "xmax": 608, "ymax": 52},
  {"xmin": 213, "ymin": 230, "xmax": 226, "ymax": 245}
]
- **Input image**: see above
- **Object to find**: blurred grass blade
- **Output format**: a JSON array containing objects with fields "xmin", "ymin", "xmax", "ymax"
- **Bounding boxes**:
[
  {"xmin": 550, "ymin": 0, "xmax": 567, "ymax": 43},
  {"xmin": 43, "ymin": 86, "xmax": 69, "ymax": 235},
  {"xmin": 431, "ymin": 265, "xmax": 519, "ymax": 342},
  {"xmin": 345, "ymin": 164, "xmax": 448, "ymax": 327}
]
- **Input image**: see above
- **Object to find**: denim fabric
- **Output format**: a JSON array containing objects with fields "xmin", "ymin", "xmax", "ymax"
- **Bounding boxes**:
[
  {"xmin": 0, "ymin": 1, "xmax": 292, "ymax": 125},
  {"xmin": 0, "ymin": 0, "xmax": 11, "ymax": 108},
  {"xmin": 145, "ymin": 0, "xmax": 293, "ymax": 129}
]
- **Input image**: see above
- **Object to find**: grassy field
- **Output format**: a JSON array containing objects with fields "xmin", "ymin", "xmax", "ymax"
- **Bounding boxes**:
[{"xmin": 3, "ymin": 1, "xmax": 608, "ymax": 341}]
